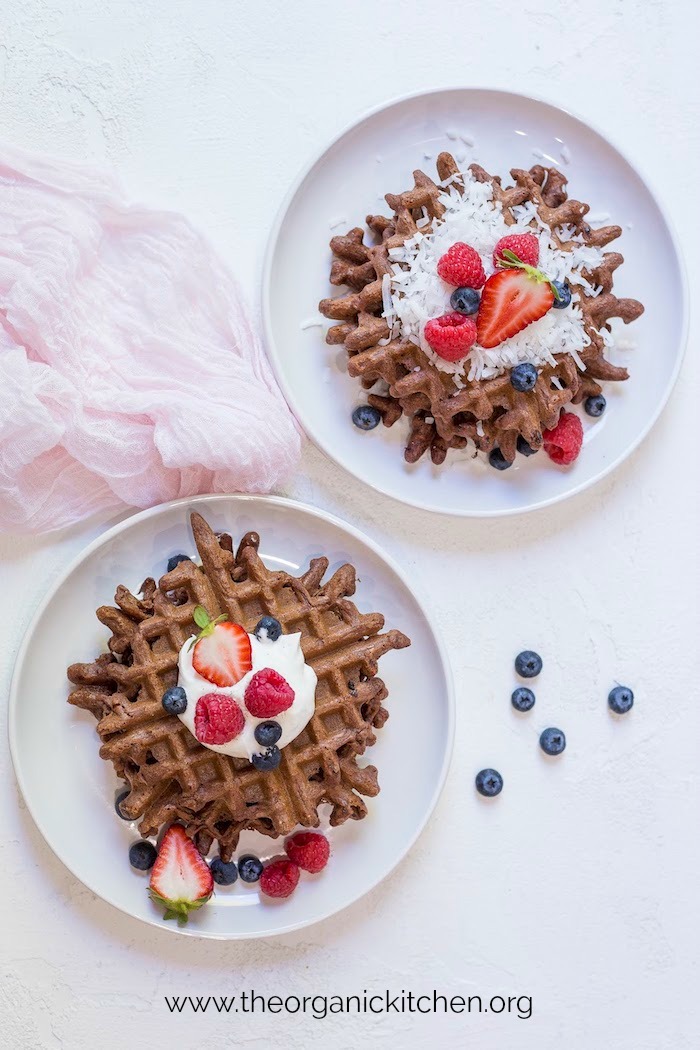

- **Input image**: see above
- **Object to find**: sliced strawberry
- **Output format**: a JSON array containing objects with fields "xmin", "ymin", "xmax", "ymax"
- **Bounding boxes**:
[
  {"xmin": 192, "ymin": 619, "xmax": 252, "ymax": 687},
  {"xmin": 148, "ymin": 824, "xmax": 213, "ymax": 926},
  {"xmin": 477, "ymin": 269, "xmax": 554, "ymax": 349}
]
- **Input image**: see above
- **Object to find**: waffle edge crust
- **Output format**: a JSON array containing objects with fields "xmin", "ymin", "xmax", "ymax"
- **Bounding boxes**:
[
  {"xmin": 319, "ymin": 152, "xmax": 644, "ymax": 465},
  {"xmin": 67, "ymin": 512, "xmax": 411, "ymax": 861}
]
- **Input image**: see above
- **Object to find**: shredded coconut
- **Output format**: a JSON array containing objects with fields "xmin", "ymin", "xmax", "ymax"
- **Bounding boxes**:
[{"xmin": 386, "ymin": 167, "xmax": 614, "ymax": 382}]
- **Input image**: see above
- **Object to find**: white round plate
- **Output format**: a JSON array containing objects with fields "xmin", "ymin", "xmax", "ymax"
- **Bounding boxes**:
[
  {"xmin": 263, "ymin": 88, "xmax": 687, "ymax": 516},
  {"xmin": 9, "ymin": 495, "xmax": 453, "ymax": 939}
]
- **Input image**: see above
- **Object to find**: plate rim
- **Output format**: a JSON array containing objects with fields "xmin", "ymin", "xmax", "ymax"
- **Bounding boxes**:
[
  {"xmin": 8, "ymin": 492, "xmax": 455, "ymax": 940},
  {"xmin": 261, "ymin": 85, "xmax": 689, "ymax": 518}
]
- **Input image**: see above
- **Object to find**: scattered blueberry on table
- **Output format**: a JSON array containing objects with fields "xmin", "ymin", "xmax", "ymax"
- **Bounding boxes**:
[
  {"xmin": 539, "ymin": 727, "xmax": 566, "ymax": 756},
  {"xmin": 515, "ymin": 650, "xmax": 543, "ymax": 678},
  {"xmin": 129, "ymin": 840, "xmax": 157, "ymax": 871},
  {"xmin": 608, "ymin": 685, "xmax": 634, "ymax": 714},
  {"xmin": 210, "ymin": 857, "xmax": 239, "ymax": 886},
  {"xmin": 511, "ymin": 687, "xmax": 536, "ymax": 712},
  {"xmin": 352, "ymin": 404, "xmax": 381, "ymax": 431},
  {"xmin": 475, "ymin": 768, "xmax": 504, "ymax": 797},
  {"xmin": 238, "ymin": 855, "xmax": 264, "ymax": 883}
]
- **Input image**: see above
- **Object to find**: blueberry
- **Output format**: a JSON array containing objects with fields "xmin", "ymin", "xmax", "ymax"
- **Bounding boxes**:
[
  {"xmin": 352, "ymin": 404, "xmax": 381, "ymax": 431},
  {"xmin": 167, "ymin": 553, "xmax": 191, "ymax": 572},
  {"xmin": 210, "ymin": 856, "xmax": 238, "ymax": 886},
  {"xmin": 584, "ymin": 394, "xmax": 607, "ymax": 417},
  {"xmin": 511, "ymin": 687, "xmax": 536, "ymax": 712},
  {"xmin": 608, "ymin": 685, "xmax": 634, "ymax": 715},
  {"xmin": 540, "ymin": 727, "xmax": 566, "ymax": 756},
  {"xmin": 251, "ymin": 745, "xmax": 282, "ymax": 772},
  {"xmin": 254, "ymin": 720, "xmax": 282, "ymax": 747},
  {"xmin": 475, "ymin": 768, "xmax": 504, "ymax": 797},
  {"xmin": 238, "ymin": 854, "xmax": 264, "ymax": 883},
  {"xmin": 515, "ymin": 650, "xmax": 542, "ymax": 678},
  {"xmin": 129, "ymin": 840, "xmax": 157, "ymax": 871},
  {"xmin": 510, "ymin": 363, "xmax": 538, "ymax": 393},
  {"xmin": 162, "ymin": 685, "xmax": 187, "ymax": 715},
  {"xmin": 254, "ymin": 616, "xmax": 282, "ymax": 642},
  {"xmin": 488, "ymin": 448, "xmax": 512, "ymax": 471},
  {"xmin": 115, "ymin": 788, "xmax": 131, "ymax": 820},
  {"xmin": 517, "ymin": 435, "xmax": 538, "ymax": 457},
  {"xmin": 551, "ymin": 280, "xmax": 572, "ymax": 309},
  {"xmin": 450, "ymin": 286, "xmax": 480, "ymax": 315}
]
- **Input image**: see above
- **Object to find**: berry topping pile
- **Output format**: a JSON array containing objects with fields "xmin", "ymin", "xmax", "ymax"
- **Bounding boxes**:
[{"xmin": 432, "ymin": 238, "xmax": 562, "ymax": 360}]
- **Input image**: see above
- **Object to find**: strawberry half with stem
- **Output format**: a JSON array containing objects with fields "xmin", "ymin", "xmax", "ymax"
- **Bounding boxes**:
[
  {"xmin": 190, "ymin": 605, "xmax": 252, "ymax": 687},
  {"xmin": 148, "ymin": 824, "xmax": 214, "ymax": 926},
  {"xmin": 477, "ymin": 252, "xmax": 561, "ymax": 349}
]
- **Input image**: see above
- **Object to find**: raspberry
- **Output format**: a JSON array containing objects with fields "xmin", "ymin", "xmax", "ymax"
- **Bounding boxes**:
[
  {"xmin": 493, "ymin": 233, "xmax": 540, "ymax": 269},
  {"xmin": 244, "ymin": 668, "xmax": 295, "ymax": 718},
  {"xmin": 285, "ymin": 832, "xmax": 330, "ymax": 873},
  {"xmin": 543, "ymin": 411, "xmax": 583, "ymax": 465},
  {"xmin": 260, "ymin": 858, "xmax": 300, "ymax": 899},
  {"xmin": 436, "ymin": 243, "xmax": 485, "ymax": 289},
  {"xmin": 194, "ymin": 693, "xmax": 245, "ymax": 745},
  {"xmin": 424, "ymin": 312, "xmax": 477, "ymax": 362}
]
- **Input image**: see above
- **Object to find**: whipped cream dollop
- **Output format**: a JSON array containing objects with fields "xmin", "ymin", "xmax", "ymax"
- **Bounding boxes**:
[{"xmin": 176, "ymin": 629, "xmax": 317, "ymax": 761}]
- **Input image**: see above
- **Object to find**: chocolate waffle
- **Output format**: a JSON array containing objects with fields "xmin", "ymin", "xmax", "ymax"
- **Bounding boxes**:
[
  {"xmin": 319, "ymin": 152, "xmax": 644, "ymax": 464},
  {"xmin": 67, "ymin": 512, "xmax": 410, "ymax": 860}
]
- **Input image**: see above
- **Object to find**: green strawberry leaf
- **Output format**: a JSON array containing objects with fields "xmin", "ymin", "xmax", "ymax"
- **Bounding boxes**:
[{"xmin": 498, "ymin": 248, "xmax": 561, "ymax": 300}]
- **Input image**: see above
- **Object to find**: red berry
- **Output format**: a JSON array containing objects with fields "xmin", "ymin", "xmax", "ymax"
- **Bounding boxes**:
[
  {"xmin": 244, "ymin": 668, "xmax": 295, "ymax": 718},
  {"xmin": 493, "ymin": 233, "xmax": 540, "ymax": 269},
  {"xmin": 437, "ymin": 243, "xmax": 486, "ymax": 289},
  {"xmin": 260, "ymin": 858, "xmax": 300, "ymax": 899},
  {"xmin": 285, "ymin": 832, "xmax": 330, "ymax": 873},
  {"xmin": 543, "ymin": 411, "xmax": 583, "ymax": 465},
  {"xmin": 424, "ymin": 312, "xmax": 477, "ymax": 362},
  {"xmin": 148, "ymin": 824, "xmax": 213, "ymax": 926},
  {"xmin": 194, "ymin": 693, "xmax": 245, "ymax": 745},
  {"xmin": 192, "ymin": 621, "xmax": 252, "ymax": 688},
  {"xmin": 477, "ymin": 271, "xmax": 554, "ymax": 349}
]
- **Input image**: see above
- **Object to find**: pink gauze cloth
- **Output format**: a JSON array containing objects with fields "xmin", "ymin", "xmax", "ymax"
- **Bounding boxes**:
[{"xmin": 0, "ymin": 143, "xmax": 301, "ymax": 533}]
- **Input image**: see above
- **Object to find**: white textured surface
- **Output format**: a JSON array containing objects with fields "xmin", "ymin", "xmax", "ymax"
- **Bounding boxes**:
[{"xmin": 1, "ymin": 2, "xmax": 699, "ymax": 1048}]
